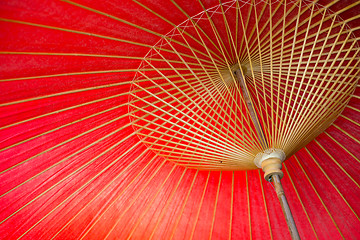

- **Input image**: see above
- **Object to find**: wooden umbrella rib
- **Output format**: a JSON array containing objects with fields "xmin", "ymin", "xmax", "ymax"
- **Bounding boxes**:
[
  {"xmin": 294, "ymin": 155, "xmax": 345, "ymax": 238},
  {"xmin": 169, "ymin": 0, "xmax": 228, "ymax": 64},
  {"xmin": 277, "ymin": 0, "xmax": 303, "ymax": 146},
  {"xmin": 109, "ymin": 165, "xmax": 180, "ymax": 240},
  {"xmin": 333, "ymin": 124, "xmax": 360, "ymax": 145},
  {"xmin": 253, "ymin": 0, "xmax": 348, "ymax": 58},
  {"xmin": 168, "ymin": 170, "xmax": 199, "ymax": 239},
  {"xmin": 135, "ymin": 129, "xmax": 249, "ymax": 163},
  {"xmin": 248, "ymin": 0, "xmax": 284, "ymax": 61},
  {"xmin": 258, "ymin": 72, "xmax": 355, "ymax": 100},
  {"xmin": 228, "ymin": 171, "xmax": 234, "ymax": 240},
  {"xmin": 286, "ymin": 101, "xmax": 350, "ymax": 156},
  {"xmin": 237, "ymin": 0, "xmax": 253, "ymax": 62},
  {"xmin": 218, "ymin": 0, "xmax": 235, "ymax": 61},
  {"xmin": 133, "ymin": 75, "xmax": 250, "ymax": 149},
  {"xmin": 62, "ymin": 0, "xmax": 224, "ymax": 65},
  {"xmin": 253, "ymin": 0, "xmax": 272, "ymax": 146},
  {"xmin": 146, "ymin": 147, "xmax": 249, "ymax": 167},
  {"xmin": 1, "ymin": 80, "xmax": 149, "ymax": 131},
  {"xmin": 167, "ymin": 85, "xmax": 249, "ymax": 167},
  {"xmin": 0, "ymin": 102, "xmax": 128, "ymax": 155},
  {"xmin": 149, "ymin": 169, "xmax": 198, "ymax": 239},
  {"xmin": 293, "ymin": 40, "xmax": 358, "ymax": 122},
  {"xmin": 147, "ymin": 169, "xmax": 189, "ymax": 240},
  {"xmin": 346, "ymin": 105, "xmax": 360, "ymax": 113},
  {"xmin": 197, "ymin": 0, "xmax": 254, "ymax": 127},
  {"xmin": 0, "ymin": 51, "xmax": 217, "ymax": 68},
  {"xmin": 268, "ymin": 0, "xmax": 275, "ymax": 146},
  {"xmin": 283, "ymin": 163, "xmax": 319, "ymax": 239},
  {"xmin": 197, "ymin": 0, "xmax": 232, "ymax": 60},
  {"xmin": 19, "ymin": 148, "xmax": 153, "ymax": 239},
  {"xmin": 234, "ymin": 0, "xmax": 239, "ymax": 54},
  {"xmin": 238, "ymin": 4, "xmax": 270, "ymax": 149},
  {"xmin": 0, "ymin": 18, "xmax": 216, "ymax": 67},
  {"xmin": 215, "ymin": 0, "xmax": 265, "ymax": 146},
  {"xmin": 1, "ymin": 0, "xmax": 360, "ymax": 239},
  {"xmin": 209, "ymin": 171, "xmax": 222, "ymax": 240},
  {"xmin": 244, "ymin": 0, "xmax": 285, "ymax": 62},
  {"xmin": 131, "ymin": 0, "xmax": 225, "ymax": 63},
  {"xmin": 268, "ymin": 29, "xmax": 358, "ymax": 58},
  {"xmin": 78, "ymin": 111, "xmax": 195, "ymax": 239},
  {"xmin": 247, "ymin": 0, "xmax": 311, "ymax": 58},
  {"xmin": 280, "ymin": 2, "xmax": 317, "ymax": 146},
  {"xmin": 0, "ymin": 127, "xmax": 142, "ymax": 224},
  {"xmin": 282, "ymin": 37, "xmax": 359, "ymax": 149},
  {"xmin": 188, "ymin": 172, "xmax": 211, "ymax": 240},
  {"xmin": 151, "ymin": 36, "xmax": 249, "ymax": 138},
  {"xmin": 130, "ymin": 99, "xmax": 247, "ymax": 156},
  {"xmin": 304, "ymin": 147, "xmax": 360, "ymax": 221},
  {"xmin": 279, "ymin": 13, "xmax": 339, "ymax": 147},
  {"xmin": 275, "ymin": 0, "xmax": 287, "ymax": 145},
  {"xmin": 143, "ymin": 49, "xmax": 233, "ymax": 128},
  {"xmin": 50, "ymin": 152, "xmax": 158, "ymax": 240},
  {"xmin": 0, "ymin": 69, "xmax": 141, "ymax": 82},
  {"xmin": 286, "ymin": 97, "xmax": 355, "ymax": 156},
  {"xmin": 259, "ymin": 170, "xmax": 274, "ymax": 240},
  {"xmin": 0, "ymin": 109, "xmax": 132, "ymax": 176},
  {"xmin": 246, "ymin": 171, "xmax": 252, "ymax": 240},
  {"xmin": 2, "ymin": 97, "xmax": 186, "ymax": 199},
  {"xmin": 180, "ymin": 20, "xmax": 256, "ymax": 141},
  {"xmin": 168, "ymin": 83, "xmax": 240, "ymax": 165},
  {"xmin": 132, "ymin": 114, "xmax": 251, "ymax": 162},
  {"xmin": 132, "ymin": 78, "xmax": 257, "ymax": 151},
  {"xmin": 323, "ymin": 132, "xmax": 360, "ymax": 165},
  {"xmin": 260, "ymin": 5, "xmax": 358, "ymax": 66},
  {"xmin": 340, "ymin": 114, "xmax": 360, "ymax": 128},
  {"xmin": 77, "ymin": 159, "xmax": 168, "ymax": 240},
  {"xmin": 0, "ymin": 86, "xmax": 146, "ymax": 131},
  {"xmin": 0, "ymin": 81, "xmax": 132, "ymax": 107},
  {"xmin": 141, "ymin": 54, "xmax": 236, "ymax": 136},
  {"xmin": 0, "ymin": 17, "xmax": 155, "ymax": 48},
  {"xmin": 168, "ymin": 15, "xmax": 263, "ymax": 147}
]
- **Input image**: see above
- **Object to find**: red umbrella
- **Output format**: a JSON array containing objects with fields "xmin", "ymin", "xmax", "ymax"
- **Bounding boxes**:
[{"xmin": 1, "ymin": 0, "xmax": 359, "ymax": 239}]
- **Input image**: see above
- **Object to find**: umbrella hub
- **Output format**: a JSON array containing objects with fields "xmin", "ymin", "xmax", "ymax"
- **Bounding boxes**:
[{"xmin": 254, "ymin": 148, "xmax": 285, "ymax": 181}]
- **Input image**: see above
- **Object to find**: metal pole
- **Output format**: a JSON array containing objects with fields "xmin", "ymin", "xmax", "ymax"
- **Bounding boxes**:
[{"xmin": 272, "ymin": 174, "xmax": 301, "ymax": 240}]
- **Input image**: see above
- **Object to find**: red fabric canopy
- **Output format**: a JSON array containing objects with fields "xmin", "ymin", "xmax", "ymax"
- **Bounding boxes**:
[{"xmin": 0, "ymin": 0, "xmax": 359, "ymax": 239}]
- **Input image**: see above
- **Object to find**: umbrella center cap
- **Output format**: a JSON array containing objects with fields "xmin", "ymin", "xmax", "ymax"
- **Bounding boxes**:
[{"xmin": 254, "ymin": 149, "xmax": 286, "ymax": 181}]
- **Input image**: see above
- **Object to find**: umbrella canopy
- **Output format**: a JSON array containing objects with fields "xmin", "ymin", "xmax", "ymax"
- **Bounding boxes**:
[{"xmin": 0, "ymin": 0, "xmax": 359, "ymax": 239}]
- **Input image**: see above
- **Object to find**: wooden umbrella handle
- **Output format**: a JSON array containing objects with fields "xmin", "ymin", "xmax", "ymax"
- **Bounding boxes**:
[{"xmin": 273, "ymin": 174, "xmax": 301, "ymax": 240}]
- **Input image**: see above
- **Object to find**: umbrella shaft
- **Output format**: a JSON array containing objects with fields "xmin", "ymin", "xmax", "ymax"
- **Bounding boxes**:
[
  {"xmin": 234, "ymin": 69, "xmax": 268, "ymax": 148},
  {"xmin": 272, "ymin": 174, "xmax": 300, "ymax": 240}
]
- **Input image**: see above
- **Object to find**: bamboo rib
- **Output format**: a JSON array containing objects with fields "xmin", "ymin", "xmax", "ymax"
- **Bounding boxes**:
[
  {"xmin": 0, "ymin": 111, "xmax": 133, "ymax": 186},
  {"xmin": 294, "ymin": 155, "xmax": 345, "ymax": 239},
  {"xmin": 1, "ymin": 78, "xmax": 209, "ymax": 155},
  {"xmin": 182, "ymin": 6, "xmax": 257, "ymax": 139},
  {"xmin": 18, "ymin": 148, "xmax": 154, "ymax": 239},
  {"xmin": 49, "ymin": 152, "xmax": 159, "ymax": 239},
  {"xmin": 1, "ymin": 1, "xmax": 359, "ymax": 239},
  {"xmin": 129, "ymin": 0, "xmax": 359, "ymax": 171},
  {"xmin": 127, "ymin": 168, "xmax": 188, "ymax": 240},
  {"xmin": 0, "ymin": 125, "xmax": 141, "ymax": 224},
  {"xmin": 304, "ymin": 147, "xmax": 360, "ymax": 221},
  {"xmin": 78, "ymin": 114, "xmax": 194, "ymax": 238},
  {"xmin": 188, "ymin": 172, "xmax": 211, "ymax": 240},
  {"xmin": 283, "ymin": 163, "xmax": 319, "ymax": 239},
  {"xmin": 259, "ymin": 170, "xmax": 274, "ymax": 240},
  {"xmin": 209, "ymin": 171, "xmax": 222, "ymax": 240},
  {"xmin": 61, "ymin": 0, "xmax": 225, "ymax": 66}
]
